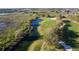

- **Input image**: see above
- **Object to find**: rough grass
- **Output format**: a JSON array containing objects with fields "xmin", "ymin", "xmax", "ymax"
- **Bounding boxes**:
[
  {"xmin": 28, "ymin": 40, "xmax": 43, "ymax": 51},
  {"xmin": 0, "ymin": 13, "xmax": 33, "ymax": 50}
]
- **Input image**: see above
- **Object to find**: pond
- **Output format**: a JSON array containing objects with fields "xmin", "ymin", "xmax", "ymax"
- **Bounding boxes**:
[
  {"xmin": 31, "ymin": 17, "xmax": 42, "ymax": 26},
  {"xmin": 31, "ymin": 17, "xmax": 42, "ymax": 32},
  {"xmin": 0, "ymin": 22, "xmax": 7, "ymax": 30}
]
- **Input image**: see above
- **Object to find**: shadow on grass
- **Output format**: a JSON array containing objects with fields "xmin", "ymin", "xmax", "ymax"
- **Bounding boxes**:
[{"xmin": 62, "ymin": 21, "xmax": 79, "ymax": 47}]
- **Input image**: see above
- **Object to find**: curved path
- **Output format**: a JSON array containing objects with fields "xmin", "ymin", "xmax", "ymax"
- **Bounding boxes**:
[
  {"xmin": 59, "ymin": 21, "xmax": 72, "ymax": 51},
  {"xmin": 58, "ymin": 41, "xmax": 72, "ymax": 51}
]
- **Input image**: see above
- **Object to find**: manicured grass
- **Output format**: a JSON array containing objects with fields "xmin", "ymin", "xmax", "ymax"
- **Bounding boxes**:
[
  {"xmin": 39, "ymin": 19, "xmax": 56, "ymax": 28},
  {"xmin": 38, "ymin": 19, "xmax": 57, "ymax": 36},
  {"xmin": 68, "ymin": 22, "xmax": 79, "ymax": 32}
]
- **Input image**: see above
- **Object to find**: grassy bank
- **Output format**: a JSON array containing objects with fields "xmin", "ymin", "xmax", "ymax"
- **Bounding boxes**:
[{"xmin": 0, "ymin": 12, "xmax": 35, "ymax": 50}]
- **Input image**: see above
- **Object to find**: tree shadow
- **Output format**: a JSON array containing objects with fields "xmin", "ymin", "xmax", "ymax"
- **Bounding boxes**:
[
  {"xmin": 10, "ymin": 17, "xmax": 42, "ymax": 51},
  {"xmin": 62, "ymin": 21, "xmax": 79, "ymax": 47}
]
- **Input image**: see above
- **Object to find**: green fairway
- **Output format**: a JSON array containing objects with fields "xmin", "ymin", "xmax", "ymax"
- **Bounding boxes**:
[
  {"xmin": 68, "ymin": 22, "xmax": 79, "ymax": 32},
  {"xmin": 38, "ymin": 19, "xmax": 57, "ymax": 36}
]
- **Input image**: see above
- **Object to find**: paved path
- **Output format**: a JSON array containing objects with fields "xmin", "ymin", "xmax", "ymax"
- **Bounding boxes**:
[
  {"xmin": 58, "ymin": 41, "xmax": 72, "ymax": 51},
  {"xmin": 58, "ymin": 21, "xmax": 72, "ymax": 51}
]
